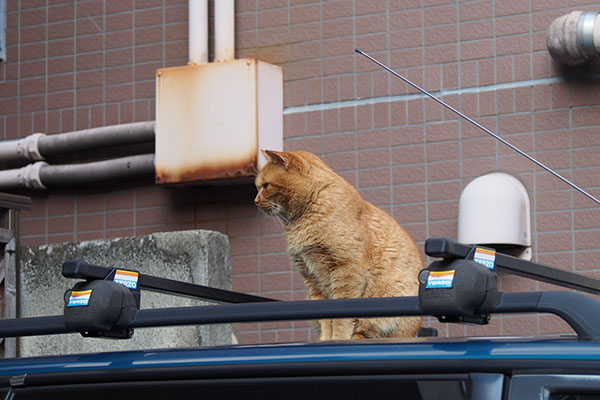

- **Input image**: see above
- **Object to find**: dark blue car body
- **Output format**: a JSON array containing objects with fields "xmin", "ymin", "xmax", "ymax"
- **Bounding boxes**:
[
  {"xmin": 1, "ymin": 336, "xmax": 600, "ymax": 399},
  {"xmin": 1, "ymin": 337, "xmax": 600, "ymax": 375}
]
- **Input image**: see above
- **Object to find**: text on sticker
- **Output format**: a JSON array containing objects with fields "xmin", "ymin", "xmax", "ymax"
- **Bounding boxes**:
[
  {"xmin": 113, "ymin": 269, "xmax": 139, "ymax": 289},
  {"xmin": 473, "ymin": 247, "xmax": 496, "ymax": 270},
  {"xmin": 426, "ymin": 270, "xmax": 456, "ymax": 289},
  {"xmin": 67, "ymin": 290, "xmax": 92, "ymax": 307}
]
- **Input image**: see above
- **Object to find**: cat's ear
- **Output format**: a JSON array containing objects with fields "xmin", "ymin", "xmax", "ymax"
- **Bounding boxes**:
[{"xmin": 262, "ymin": 149, "xmax": 288, "ymax": 169}]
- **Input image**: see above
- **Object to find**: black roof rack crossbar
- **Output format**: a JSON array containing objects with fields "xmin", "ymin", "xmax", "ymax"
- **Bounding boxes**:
[
  {"xmin": 425, "ymin": 238, "xmax": 600, "ymax": 296},
  {"xmin": 2, "ymin": 291, "xmax": 600, "ymax": 339},
  {"xmin": 62, "ymin": 260, "xmax": 275, "ymax": 304}
]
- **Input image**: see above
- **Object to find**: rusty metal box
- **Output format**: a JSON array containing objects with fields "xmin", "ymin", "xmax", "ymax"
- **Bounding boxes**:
[{"xmin": 155, "ymin": 59, "xmax": 283, "ymax": 184}]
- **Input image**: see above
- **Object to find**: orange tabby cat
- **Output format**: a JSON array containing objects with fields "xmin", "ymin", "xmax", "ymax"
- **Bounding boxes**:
[{"xmin": 254, "ymin": 150, "xmax": 423, "ymax": 340}]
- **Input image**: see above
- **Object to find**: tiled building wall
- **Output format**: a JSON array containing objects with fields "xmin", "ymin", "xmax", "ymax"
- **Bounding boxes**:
[{"xmin": 4, "ymin": 0, "xmax": 600, "ymax": 343}]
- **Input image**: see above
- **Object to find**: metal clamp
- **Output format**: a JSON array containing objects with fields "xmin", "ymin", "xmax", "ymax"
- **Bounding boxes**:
[
  {"xmin": 577, "ymin": 11, "xmax": 599, "ymax": 60},
  {"xmin": 16, "ymin": 133, "xmax": 45, "ymax": 161}
]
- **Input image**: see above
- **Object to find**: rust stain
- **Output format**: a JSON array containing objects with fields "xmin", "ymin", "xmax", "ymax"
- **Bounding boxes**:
[{"xmin": 156, "ymin": 158, "xmax": 257, "ymax": 185}]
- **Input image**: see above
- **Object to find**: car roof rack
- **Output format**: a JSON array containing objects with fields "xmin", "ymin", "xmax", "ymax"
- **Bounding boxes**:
[
  {"xmin": 1, "ymin": 237, "xmax": 600, "ymax": 341},
  {"xmin": 61, "ymin": 259, "xmax": 276, "ymax": 304}
]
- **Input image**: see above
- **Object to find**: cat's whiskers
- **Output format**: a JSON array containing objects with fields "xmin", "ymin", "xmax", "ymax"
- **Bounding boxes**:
[
  {"xmin": 262, "ymin": 200, "xmax": 291, "ymax": 225},
  {"xmin": 270, "ymin": 214, "xmax": 287, "ymax": 229},
  {"xmin": 277, "ymin": 211, "xmax": 291, "ymax": 225},
  {"xmin": 272, "ymin": 203, "xmax": 292, "ymax": 224}
]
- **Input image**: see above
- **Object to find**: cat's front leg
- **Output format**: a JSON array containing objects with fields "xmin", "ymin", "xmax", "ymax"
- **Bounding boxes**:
[
  {"xmin": 318, "ymin": 319, "xmax": 333, "ymax": 341},
  {"xmin": 330, "ymin": 319, "xmax": 356, "ymax": 340},
  {"xmin": 303, "ymin": 281, "xmax": 333, "ymax": 340},
  {"xmin": 309, "ymin": 296, "xmax": 333, "ymax": 340},
  {"xmin": 329, "ymin": 268, "xmax": 367, "ymax": 340}
]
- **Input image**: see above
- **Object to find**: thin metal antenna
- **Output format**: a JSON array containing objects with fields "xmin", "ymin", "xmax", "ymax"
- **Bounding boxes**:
[{"xmin": 355, "ymin": 48, "xmax": 600, "ymax": 207}]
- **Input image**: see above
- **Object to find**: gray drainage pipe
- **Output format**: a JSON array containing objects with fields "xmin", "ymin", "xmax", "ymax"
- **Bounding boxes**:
[
  {"xmin": 0, "ymin": 154, "xmax": 155, "ymax": 190},
  {"xmin": 0, "ymin": 121, "xmax": 155, "ymax": 164},
  {"xmin": 547, "ymin": 10, "xmax": 600, "ymax": 66}
]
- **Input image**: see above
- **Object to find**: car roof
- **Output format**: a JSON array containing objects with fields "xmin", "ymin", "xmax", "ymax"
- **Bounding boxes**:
[{"xmin": 0, "ymin": 336, "xmax": 599, "ymax": 378}]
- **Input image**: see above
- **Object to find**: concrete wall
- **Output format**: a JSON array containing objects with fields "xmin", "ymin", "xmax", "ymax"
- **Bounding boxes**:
[{"xmin": 18, "ymin": 229, "xmax": 231, "ymax": 357}]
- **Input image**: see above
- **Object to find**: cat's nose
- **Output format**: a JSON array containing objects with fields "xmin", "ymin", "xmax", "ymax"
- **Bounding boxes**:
[{"xmin": 254, "ymin": 196, "xmax": 259, "ymax": 205}]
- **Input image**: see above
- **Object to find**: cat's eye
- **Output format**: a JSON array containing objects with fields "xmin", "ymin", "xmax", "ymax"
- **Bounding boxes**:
[{"xmin": 262, "ymin": 183, "xmax": 269, "ymax": 190}]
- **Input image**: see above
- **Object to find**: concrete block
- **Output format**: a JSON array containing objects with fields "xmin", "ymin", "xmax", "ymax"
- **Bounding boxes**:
[{"xmin": 18, "ymin": 230, "xmax": 232, "ymax": 357}]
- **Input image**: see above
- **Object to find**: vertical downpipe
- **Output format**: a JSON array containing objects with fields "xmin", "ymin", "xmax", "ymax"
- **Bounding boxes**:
[
  {"xmin": 188, "ymin": 0, "xmax": 208, "ymax": 64},
  {"xmin": 215, "ymin": 0, "xmax": 235, "ymax": 62}
]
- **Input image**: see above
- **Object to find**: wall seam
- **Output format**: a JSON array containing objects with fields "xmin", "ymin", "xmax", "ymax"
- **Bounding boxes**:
[{"xmin": 283, "ymin": 76, "xmax": 593, "ymax": 115}]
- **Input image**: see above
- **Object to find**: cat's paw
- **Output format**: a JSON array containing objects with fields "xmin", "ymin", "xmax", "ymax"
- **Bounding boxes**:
[{"xmin": 351, "ymin": 332, "xmax": 368, "ymax": 340}]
